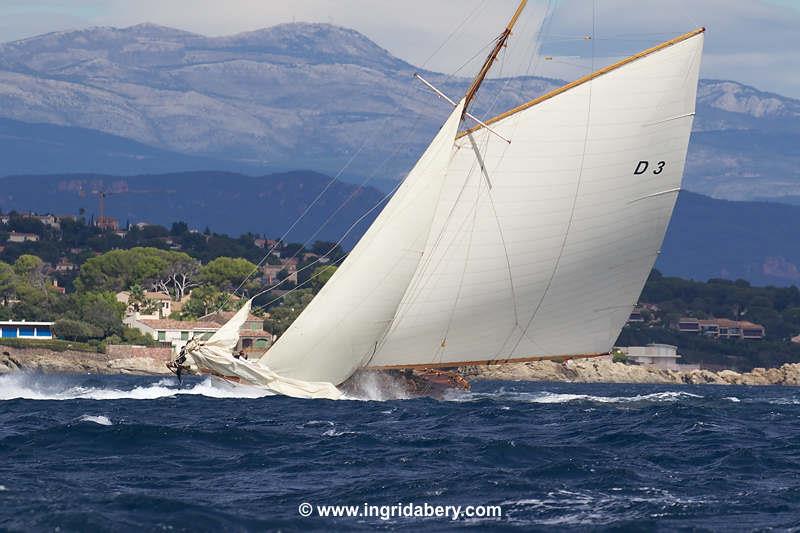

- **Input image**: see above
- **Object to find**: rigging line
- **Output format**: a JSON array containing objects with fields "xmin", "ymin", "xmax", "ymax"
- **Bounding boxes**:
[
  {"xmin": 419, "ymin": 0, "xmax": 488, "ymax": 70},
  {"xmin": 255, "ymin": 100, "xmax": 445, "ymax": 292},
  {"xmin": 468, "ymin": 135, "xmax": 520, "ymax": 326},
  {"xmin": 222, "ymin": 3, "xmax": 491, "ymax": 310},
  {"xmin": 376, "ymin": 154, "xmax": 483, "ymax": 346},
  {"xmin": 219, "ymin": 124, "xmax": 371, "ymax": 311},
  {"xmin": 250, "ymin": 182, "xmax": 401, "ymax": 304},
  {"xmin": 246, "ymin": 28, "xmax": 509, "ymax": 298},
  {"xmin": 465, "ymin": 5, "xmax": 555, "ymax": 358},
  {"xmin": 435, "ymin": 162, "xmax": 485, "ymax": 363},
  {"xmin": 511, "ymin": 0, "xmax": 597, "ymax": 355},
  {"xmin": 253, "ymin": 254, "xmax": 348, "ymax": 311},
  {"xmin": 250, "ymin": 154, "xmax": 438, "ymax": 309}
]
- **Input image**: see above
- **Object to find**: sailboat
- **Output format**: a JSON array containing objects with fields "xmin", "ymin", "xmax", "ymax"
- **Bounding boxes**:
[{"xmin": 176, "ymin": 1, "xmax": 705, "ymax": 400}]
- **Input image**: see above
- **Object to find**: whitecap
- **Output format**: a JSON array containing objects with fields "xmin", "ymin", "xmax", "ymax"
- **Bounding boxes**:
[
  {"xmin": 450, "ymin": 389, "xmax": 703, "ymax": 404},
  {"xmin": 77, "ymin": 415, "xmax": 112, "ymax": 426},
  {"xmin": 303, "ymin": 420, "xmax": 335, "ymax": 427},
  {"xmin": 723, "ymin": 396, "xmax": 741, "ymax": 403},
  {"xmin": 527, "ymin": 391, "xmax": 703, "ymax": 404},
  {"xmin": 0, "ymin": 374, "xmax": 274, "ymax": 401},
  {"xmin": 322, "ymin": 428, "xmax": 357, "ymax": 437}
]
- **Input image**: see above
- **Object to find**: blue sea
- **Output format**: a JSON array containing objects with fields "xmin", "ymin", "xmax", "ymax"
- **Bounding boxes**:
[{"xmin": 1, "ymin": 373, "xmax": 799, "ymax": 531}]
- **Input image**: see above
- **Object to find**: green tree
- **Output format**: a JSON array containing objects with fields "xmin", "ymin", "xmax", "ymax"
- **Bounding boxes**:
[
  {"xmin": 0, "ymin": 261, "xmax": 17, "ymax": 305},
  {"xmin": 311, "ymin": 265, "xmax": 337, "ymax": 293},
  {"xmin": 64, "ymin": 292, "xmax": 126, "ymax": 338},
  {"xmin": 264, "ymin": 289, "xmax": 315, "ymax": 338},
  {"xmin": 14, "ymin": 254, "xmax": 47, "ymax": 289},
  {"xmin": 75, "ymin": 247, "xmax": 196, "ymax": 293},
  {"xmin": 54, "ymin": 319, "xmax": 104, "ymax": 342},
  {"xmin": 179, "ymin": 286, "xmax": 238, "ymax": 319},
  {"xmin": 199, "ymin": 257, "xmax": 258, "ymax": 293}
]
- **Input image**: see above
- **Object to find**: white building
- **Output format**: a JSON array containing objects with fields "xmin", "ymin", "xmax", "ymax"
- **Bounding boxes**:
[
  {"xmin": 8, "ymin": 232, "xmax": 39, "ymax": 243},
  {"xmin": 616, "ymin": 344, "xmax": 696, "ymax": 371},
  {"xmin": 124, "ymin": 317, "xmax": 219, "ymax": 350},
  {"xmin": 0, "ymin": 320, "xmax": 55, "ymax": 340}
]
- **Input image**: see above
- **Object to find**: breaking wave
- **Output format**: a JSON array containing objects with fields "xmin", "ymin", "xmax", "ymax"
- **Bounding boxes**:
[
  {"xmin": 77, "ymin": 414, "xmax": 113, "ymax": 426},
  {"xmin": 0, "ymin": 373, "xmax": 274, "ymax": 401},
  {"xmin": 449, "ymin": 388, "xmax": 704, "ymax": 404}
]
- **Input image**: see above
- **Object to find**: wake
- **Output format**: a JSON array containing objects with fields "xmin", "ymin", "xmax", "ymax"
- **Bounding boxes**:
[{"xmin": 0, "ymin": 373, "xmax": 274, "ymax": 401}]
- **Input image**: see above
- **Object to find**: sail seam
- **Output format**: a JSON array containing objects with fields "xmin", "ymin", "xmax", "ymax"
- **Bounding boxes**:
[{"xmin": 510, "ymin": 2, "xmax": 598, "ymax": 359}]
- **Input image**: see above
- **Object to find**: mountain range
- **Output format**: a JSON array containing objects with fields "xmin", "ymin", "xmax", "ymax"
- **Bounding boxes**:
[
  {"xmin": 1, "ymin": 171, "xmax": 799, "ymax": 287},
  {"xmin": 0, "ymin": 23, "xmax": 798, "ymax": 201}
]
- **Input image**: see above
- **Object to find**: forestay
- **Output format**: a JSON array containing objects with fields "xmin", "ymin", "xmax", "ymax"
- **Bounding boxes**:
[
  {"xmin": 257, "ymin": 101, "xmax": 466, "ymax": 385},
  {"xmin": 370, "ymin": 32, "xmax": 705, "ymax": 368}
]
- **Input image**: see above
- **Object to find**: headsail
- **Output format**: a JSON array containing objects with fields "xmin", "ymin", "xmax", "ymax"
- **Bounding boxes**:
[
  {"xmin": 182, "ymin": 299, "xmax": 344, "ymax": 399},
  {"xmin": 369, "ymin": 30, "xmax": 705, "ymax": 368},
  {"xmin": 257, "ymin": 100, "xmax": 466, "ymax": 385}
]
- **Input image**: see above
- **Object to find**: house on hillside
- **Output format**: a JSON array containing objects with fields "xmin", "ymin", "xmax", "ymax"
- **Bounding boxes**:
[
  {"xmin": 123, "ymin": 317, "xmax": 218, "ymax": 350},
  {"xmin": 23, "ymin": 213, "xmax": 61, "ymax": 229},
  {"xmin": 0, "ymin": 320, "xmax": 55, "ymax": 340},
  {"xmin": 116, "ymin": 291, "xmax": 190, "ymax": 320},
  {"xmin": 627, "ymin": 307, "xmax": 645, "ymax": 324},
  {"xmin": 263, "ymin": 261, "xmax": 298, "ymax": 285},
  {"xmin": 8, "ymin": 232, "xmax": 39, "ymax": 243},
  {"xmin": 208, "ymin": 310, "xmax": 273, "ymax": 352},
  {"xmin": 677, "ymin": 317, "xmax": 765, "ymax": 340},
  {"xmin": 54, "ymin": 258, "xmax": 77, "ymax": 272}
]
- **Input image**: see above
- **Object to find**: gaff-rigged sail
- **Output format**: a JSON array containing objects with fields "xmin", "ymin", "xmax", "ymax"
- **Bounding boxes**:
[
  {"xmin": 184, "ymin": 25, "xmax": 705, "ymax": 399},
  {"xmin": 254, "ymin": 101, "xmax": 466, "ymax": 387},
  {"xmin": 370, "ymin": 30, "xmax": 705, "ymax": 369}
]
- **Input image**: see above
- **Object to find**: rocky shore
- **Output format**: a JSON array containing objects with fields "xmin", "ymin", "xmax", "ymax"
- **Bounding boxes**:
[
  {"xmin": 3, "ymin": 347, "xmax": 800, "ymax": 387},
  {"xmin": 0, "ymin": 347, "xmax": 171, "ymax": 376},
  {"xmin": 460, "ymin": 357, "xmax": 800, "ymax": 387}
]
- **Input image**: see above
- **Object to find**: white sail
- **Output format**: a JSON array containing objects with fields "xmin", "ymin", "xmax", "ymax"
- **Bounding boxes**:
[
  {"xmin": 257, "ymin": 101, "xmax": 466, "ymax": 385},
  {"xmin": 370, "ymin": 32, "xmax": 705, "ymax": 368},
  {"xmin": 182, "ymin": 299, "xmax": 344, "ymax": 399}
]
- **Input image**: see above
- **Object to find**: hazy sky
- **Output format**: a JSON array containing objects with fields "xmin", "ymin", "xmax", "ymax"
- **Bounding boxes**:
[{"xmin": 1, "ymin": 0, "xmax": 798, "ymax": 98}]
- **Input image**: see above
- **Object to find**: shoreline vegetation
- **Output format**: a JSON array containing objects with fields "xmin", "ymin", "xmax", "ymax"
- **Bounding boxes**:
[
  {"xmin": 0, "ymin": 211, "xmax": 798, "ymax": 374},
  {"xmin": 3, "ymin": 348, "xmax": 800, "ymax": 388}
]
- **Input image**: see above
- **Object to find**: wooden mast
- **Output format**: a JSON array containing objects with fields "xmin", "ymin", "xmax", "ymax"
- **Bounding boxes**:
[
  {"xmin": 458, "ymin": 27, "xmax": 706, "ymax": 139},
  {"xmin": 462, "ymin": 0, "xmax": 528, "ymax": 116}
]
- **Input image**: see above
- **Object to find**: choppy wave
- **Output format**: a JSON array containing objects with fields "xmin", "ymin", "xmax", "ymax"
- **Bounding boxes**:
[
  {"xmin": 1, "ymin": 376, "xmax": 800, "ymax": 530},
  {"xmin": 0, "ymin": 373, "xmax": 274, "ymax": 401},
  {"xmin": 77, "ymin": 414, "xmax": 113, "ymax": 426},
  {"xmin": 451, "ymin": 389, "xmax": 704, "ymax": 404}
]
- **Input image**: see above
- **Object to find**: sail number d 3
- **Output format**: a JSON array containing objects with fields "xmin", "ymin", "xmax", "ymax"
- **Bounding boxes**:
[{"xmin": 634, "ymin": 161, "xmax": 666, "ymax": 175}]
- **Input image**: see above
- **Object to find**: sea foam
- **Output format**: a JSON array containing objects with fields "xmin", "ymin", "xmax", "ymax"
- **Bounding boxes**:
[{"xmin": 0, "ymin": 373, "xmax": 273, "ymax": 401}]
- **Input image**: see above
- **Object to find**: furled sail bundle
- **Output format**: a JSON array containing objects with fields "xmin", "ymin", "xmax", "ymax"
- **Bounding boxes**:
[{"xmin": 181, "ymin": 1, "xmax": 705, "ymax": 399}]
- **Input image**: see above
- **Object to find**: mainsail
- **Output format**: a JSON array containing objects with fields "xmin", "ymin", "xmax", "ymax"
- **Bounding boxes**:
[
  {"xmin": 371, "ymin": 29, "xmax": 705, "ymax": 368},
  {"xmin": 182, "ymin": 12, "xmax": 705, "ymax": 399}
]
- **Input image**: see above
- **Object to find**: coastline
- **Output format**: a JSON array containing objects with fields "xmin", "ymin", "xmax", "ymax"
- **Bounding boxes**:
[
  {"xmin": 460, "ymin": 356, "xmax": 800, "ymax": 387},
  {"xmin": 3, "ymin": 347, "xmax": 800, "ymax": 387},
  {"xmin": 0, "ymin": 347, "xmax": 171, "ymax": 376}
]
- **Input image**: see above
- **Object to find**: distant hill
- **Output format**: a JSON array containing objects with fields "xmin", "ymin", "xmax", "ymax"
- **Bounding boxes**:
[
  {"xmin": 0, "ymin": 23, "xmax": 798, "ymax": 199},
  {"xmin": 0, "ymin": 118, "xmax": 279, "ymax": 176},
  {"xmin": 659, "ymin": 192, "xmax": 800, "ymax": 286},
  {"xmin": 1, "ymin": 171, "xmax": 799, "ymax": 286},
  {"xmin": 0, "ymin": 171, "xmax": 384, "ymax": 248}
]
